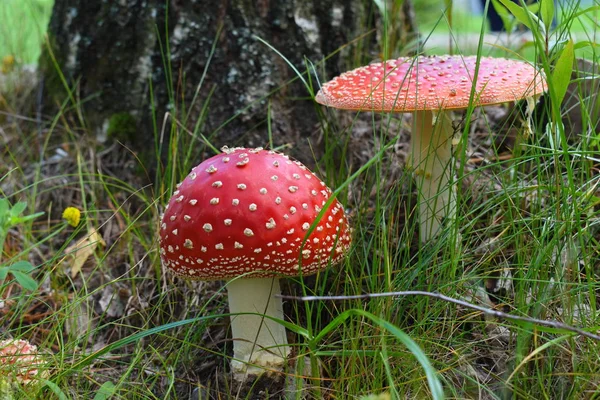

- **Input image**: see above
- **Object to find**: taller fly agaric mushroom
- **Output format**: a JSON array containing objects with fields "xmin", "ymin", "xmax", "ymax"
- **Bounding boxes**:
[
  {"xmin": 316, "ymin": 55, "xmax": 547, "ymax": 241},
  {"xmin": 159, "ymin": 147, "xmax": 351, "ymax": 379}
]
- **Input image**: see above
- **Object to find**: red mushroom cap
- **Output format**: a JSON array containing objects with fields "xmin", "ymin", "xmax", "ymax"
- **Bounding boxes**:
[
  {"xmin": 159, "ymin": 147, "xmax": 352, "ymax": 280},
  {"xmin": 315, "ymin": 55, "xmax": 547, "ymax": 112},
  {"xmin": 0, "ymin": 339, "xmax": 45, "ymax": 385}
]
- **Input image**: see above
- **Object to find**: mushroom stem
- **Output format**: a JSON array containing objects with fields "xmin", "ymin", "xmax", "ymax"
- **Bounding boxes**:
[
  {"xmin": 227, "ymin": 277, "xmax": 290, "ymax": 378},
  {"xmin": 410, "ymin": 109, "xmax": 456, "ymax": 242}
]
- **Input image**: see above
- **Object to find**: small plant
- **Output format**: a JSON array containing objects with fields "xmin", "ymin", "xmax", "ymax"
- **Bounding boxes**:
[{"xmin": 0, "ymin": 199, "xmax": 43, "ymax": 291}]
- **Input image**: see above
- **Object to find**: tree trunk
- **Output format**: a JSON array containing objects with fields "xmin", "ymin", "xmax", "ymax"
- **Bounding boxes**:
[{"xmin": 42, "ymin": 0, "xmax": 418, "ymax": 165}]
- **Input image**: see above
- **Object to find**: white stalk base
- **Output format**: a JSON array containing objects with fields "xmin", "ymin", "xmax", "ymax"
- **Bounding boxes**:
[
  {"xmin": 411, "ymin": 110, "xmax": 456, "ymax": 242},
  {"xmin": 227, "ymin": 278, "xmax": 290, "ymax": 379}
]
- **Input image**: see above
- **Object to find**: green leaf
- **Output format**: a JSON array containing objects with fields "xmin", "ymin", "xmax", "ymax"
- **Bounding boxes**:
[
  {"xmin": 526, "ymin": 2, "xmax": 540, "ymax": 14},
  {"xmin": 574, "ymin": 40, "xmax": 598, "ymax": 51},
  {"xmin": 10, "ymin": 270, "xmax": 38, "ymax": 291},
  {"xmin": 552, "ymin": 40, "xmax": 574, "ymax": 106},
  {"xmin": 8, "ymin": 260, "xmax": 35, "ymax": 272},
  {"xmin": 93, "ymin": 381, "xmax": 116, "ymax": 400},
  {"xmin": 15, "ymin": 211, "xmax": 44, "ymax": 224},
  {"xmin": 498, "ymin": 0, "xmax": 535, "ymax": 30},
  {"xmin": 491, "ymin": 0, "xmax": 514, "ymax": 31},
  {"xmin": 41, "ymin": 379, "xmax": 70, "ymax": 400},
  {"xmin": 0, "ymin": 267, "xmax": 8, "ymax": 282},
  {"xmin": 9, "ymin": 202, "xmax": 27, "ymax": 217},
  {"xmin": 540, "ymin": 0, "xmax": 554, "ymax": 31},
  {"xmin": 0, "ymin": 199, "xmax": 8, "ymax": 218}
]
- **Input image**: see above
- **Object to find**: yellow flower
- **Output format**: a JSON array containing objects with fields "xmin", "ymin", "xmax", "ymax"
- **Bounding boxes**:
[
  {"xmin": 62, "ymin": 207, "xmax": 81, "ymax": 227},
  {"xmin": 1, "ymin": 55, "xmax": 14, "ymax": 74}
]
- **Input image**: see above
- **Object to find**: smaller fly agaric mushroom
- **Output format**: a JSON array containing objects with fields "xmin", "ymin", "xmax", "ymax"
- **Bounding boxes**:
[
  {"xmin": 159, "ymin": 147, "xmax": 351, "ymax": 378},
  {"xmin": 316, "ymin": 55, "xmax": 547, "ymax": 242},
  {"xmin": 0, "ymin": 339, "xmax": 46, "ymax": 386}
]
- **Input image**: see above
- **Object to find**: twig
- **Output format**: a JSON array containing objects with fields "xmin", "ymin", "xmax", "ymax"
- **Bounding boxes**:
[
  {"xmin": 467, "ymin": 153, "xmax": 513, "ymax": 164},
  {"xmin": 279, "ymin": 290, "xmax": 600, "ymax": 341}
]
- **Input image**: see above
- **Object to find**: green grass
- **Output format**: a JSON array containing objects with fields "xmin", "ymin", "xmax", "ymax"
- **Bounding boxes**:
[
  {"xmin": 1, "ymin": 0, "xmax": 600, "ymax": 399},
  {"xmin": 0, "ymin": 0, "xmax": 53, "ymax": 64}
]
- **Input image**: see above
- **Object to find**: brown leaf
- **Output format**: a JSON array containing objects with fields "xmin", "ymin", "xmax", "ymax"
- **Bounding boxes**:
[{"xmin": 62, "ymin": 228, "xmax": 106, "ymax": 278}]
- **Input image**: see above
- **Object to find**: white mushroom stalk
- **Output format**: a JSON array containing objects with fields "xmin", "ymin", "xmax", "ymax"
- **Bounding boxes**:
[
  {"xmin": 411, "ymin": 110, "xmax": 455, "ymax": 242},
  {"xmin": 227, "ymin": 278, "xmax": 290, "ymax": 377}
]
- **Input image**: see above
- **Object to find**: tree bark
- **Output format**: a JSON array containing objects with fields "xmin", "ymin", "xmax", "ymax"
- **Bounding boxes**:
[{"xmin": 42, "ymin": 1, "xmax": 418, "ymax": 164}]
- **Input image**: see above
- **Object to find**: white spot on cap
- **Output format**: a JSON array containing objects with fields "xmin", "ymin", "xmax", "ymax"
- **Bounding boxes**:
[
  {"xmin": 271, "ymin": 175, "xmax": 278, "ymax": 181},
  {"xmin": 201, "ymin": 246, "xmax": 207, "ymax": 253},
  {"xmin": 203, "ymin": 223, "xmax": 213, "ymax": 232},
  {"xmin": 184, "ymin": 239, "xmax": 193, "ymax": 249},
  {"xmin": 237, "ymin": 184, "xmax": 247, "ymax": 190},
  {"xmin": 302, "ymin": 222, "xmax": 310, "ymax": 230},
  {"xmin": 259, "ymin": 188, "xmax": 267, "ymax": 195},
  {"xmin": 206, "ymin": 165, "xmax": 217, "ymax": 173},
  {"xmin": 290, "ymin": 206, "xmax": 297, "ymax": 214},
  {"xmin": 184, "ymin": 215, "xmax": 191, "ymax": 222},
  {"xmin": 237, "ymin": 158, "xmax": 249, "ymax": 166},
  {"xmin": 302, "ymin": 249, "xmax": 311, "ymax": 259},
  {"xmin": 302, "ymin": 203, "xmax": 308, "ymax": 210},
  {"xmin": 289, "ymin": 186, "xmax": 298, "ymax": 193},
  {"xmin": 273, "ymin": 161, "xmax": 280, "ymax": 167},
  {"xmin": 189, "ymin": 199, "xmax": 198, "ymax": 205},
  {"xmin": 232, "ymin": 199, "xmax": 240, "ymax": 206},
  {"xmin": 212, "ymin": 181, "xmax": 223, "ymax": 187},
  {"xmin": 287, "ymin": 228, "xmax": 294, "ymax": 234},
  {"xmin": 224, "ymin": 219, "xmax": 232, "ymax": 226},
  {"xmin": 175, "ymin": 195, "xmax": 184, "ymax": 202},
  {"xmin": 244, "ymin": 228, "xmax": 254, "ymax": 237},
  {"xmin": 293, "ymin": 173, "xmax": 300, "ymax": 180},
  {"xmin": 249, "ymin": 203, "xmax": 257, "ymax": 211},
  {"xmin": 172, "ymin": 229, "xmax": 178, "ymax": 235},
  {"xmin": 254, "ymin": 248, "xmax": 262, "ymax": 253},
  {"xmin": 210, "ymin": 198, "xmax": 220, "ymax": 205},
  {"xmin": 223, "ymin": 157, "xmax": 230, "ymax": 163},
  {"xmin": 234, "ymin": 242, "xmax": 243, "ymax": 249},
  {"xmin": 215, "ymin": 243, "xmax": 224, "ymax": 250},
  {"xmin": 168, "ymin": 245, "xmax": 174, "ymax": 253},
  {"xmin": 190, "ymin": 172, "xmax": 197, "ymax": 180},
  {"xmin": 266, "ymin": 218, "xmax": 276, "ymax": 229}
]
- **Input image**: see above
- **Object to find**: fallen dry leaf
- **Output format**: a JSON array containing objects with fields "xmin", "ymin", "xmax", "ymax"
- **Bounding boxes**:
[{"xmin": 62, "ymin": 228, "xmax": 106, "ymax": 278}]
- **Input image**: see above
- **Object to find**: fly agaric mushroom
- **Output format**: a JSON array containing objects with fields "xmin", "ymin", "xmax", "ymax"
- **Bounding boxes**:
[
  {"xmin": 316, "ymin": 55, "xmax": 547, "ymax": 242},
  {"xmin": 0, "ymin": 339, "xmax": 46, "ymax": 385},
  {"xmin": 159, "ymin": 147, "xmax": 351, "ymax": 378}
]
